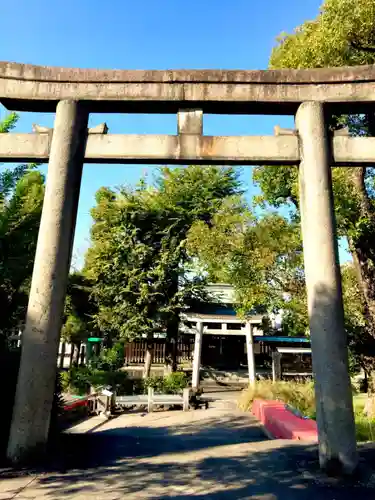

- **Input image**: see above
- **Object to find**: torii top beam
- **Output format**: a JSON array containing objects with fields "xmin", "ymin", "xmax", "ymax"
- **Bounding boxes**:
[{"xmin": 1, "ymin": 61, "xmax": 375, "ymax": 114}]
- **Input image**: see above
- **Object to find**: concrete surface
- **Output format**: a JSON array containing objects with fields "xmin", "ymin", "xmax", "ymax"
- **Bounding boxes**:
[
  {"xmin": 297, "ymin": 101, "xmax": 357, "ymax": 473},
  {"xmin": 2, "ymin": 133, "xmax": 375, "ymax": 166},
  {"xmin": 7, "ymin": 100, "xmax": 88, "ymax": 463},
  {"xmin": 2, "ymin": 61, "xmax": 375, "ymax": 114},
  {"xmin": 1, "ymin": 402, "xmax": 375, "ymax": 499}
]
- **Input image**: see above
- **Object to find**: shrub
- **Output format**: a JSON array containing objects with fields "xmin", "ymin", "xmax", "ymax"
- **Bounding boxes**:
[
  {"xmin": 60, "ymin": 369, "xmax": 72, "ymax": 393},
  {"xmin": 60, "ymin": 366, "xmax": 92, "ymax": 395},
  {"xmin": 89, "ymin": 369, "xmax": 131, "ymax": 395},
  {"xmin": 163, "ymin": 372, "xmax": 189, "ymax": 394},
  {"xmin": 89, "ymin": 343, "xmax": 124, "ymax": 372},
  {"xmin": 143, "ymin": 376, "xmax": 164, "ymax": 393},
  {"xmin": 143, "ymin": 372, "xmax": 188, "ymax": 394},
  {"xmin": 60, "ymin": 365, "xmax": 132, "ymax": 396},
  {"xmin": 238, "ymin": 380, "xmax": 316, "ymax": 419}
]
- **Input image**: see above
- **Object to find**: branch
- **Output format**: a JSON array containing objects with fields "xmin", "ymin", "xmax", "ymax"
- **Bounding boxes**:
[{"xmin": 350, "ymin": 41, "xmax": 375, "ymax": 53}]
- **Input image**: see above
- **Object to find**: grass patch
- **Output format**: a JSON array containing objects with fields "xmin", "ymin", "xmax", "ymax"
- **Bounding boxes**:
[
  {"xmin": 353, "ymin": 393, "xmax": 367, "ymax": 414},
  {"xmin": 355, "ymin": 416, "xmax": 375, "ymax": 442},
  {"xmin": 353, "ymin": 393, "xmax": 375, "ymax": 442}
]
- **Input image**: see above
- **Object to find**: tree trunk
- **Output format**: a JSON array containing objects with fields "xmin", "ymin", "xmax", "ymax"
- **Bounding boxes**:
[
  {"xmin": 69, "ymin": 344, "xmax": 74, "ymax": 368},
  {"xmin": 349, "ymin": 238, "xmax": 375, "ymax": 336},
  {"xmin": 347, "ymin": 150, "xmax": 375, "ymax": 337},
  {"xmin": 165, "ymin": 273, "xmax": 179, "ymax": 372},
  {"xmin": 143, "ymin": 335, "xmax": 154, "ymax": 378},
  {"xmin": 59, "ymin": 342, "xmax": 66, "ymax": 369},
  {"xmin": 165, "ymin": 317, "xmax": 179, "ymax": 373},
  {"xmin": 73, "ymin": 342, "xmax": 81, "ymax": 366},
  {"xmin": 80, "ymin": 344, "xmax": 85, "ymax": 365}
]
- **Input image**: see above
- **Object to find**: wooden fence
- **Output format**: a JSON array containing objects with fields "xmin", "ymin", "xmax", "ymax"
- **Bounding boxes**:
[{"xmin": 124, "ymin": 335, "xmax": 195, "ymax": 365}]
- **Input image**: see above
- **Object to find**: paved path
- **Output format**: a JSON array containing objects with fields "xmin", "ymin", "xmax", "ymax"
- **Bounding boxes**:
[{"xmin": 1, "ymin": 400, "xmax": 375, "ymax": 499}]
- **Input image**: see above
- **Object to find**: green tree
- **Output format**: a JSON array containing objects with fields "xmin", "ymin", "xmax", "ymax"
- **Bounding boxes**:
[
  {"xmin": 187, "ymin": 199, "xmax": 308, "ymax": 334},
  {"xmin": 0, "ymin": 113, "xmax": 38, "ymax": 206},
  {"xmin": 0, "ymin": 171, "xmax": 45, "ymax": 337},
  {"xmin": 341, "ymin": 263, "xmax": 375, "ymax": 377},
  {"xmin": 255, "ymin": 0, "xmax": 375, "ymax": 337},
  {"xmin": 85, "ymin": 166, "xmax": 242, "ymax": 375},
  {"xmin": 62, "ymin": 272, "xmax": 97, "ymax": 366},
  {"xmin": 0, "ymin": 113, "xmax": 45, "ymax": 340}
]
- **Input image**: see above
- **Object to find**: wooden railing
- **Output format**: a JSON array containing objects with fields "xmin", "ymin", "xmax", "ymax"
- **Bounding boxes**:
[
  {"xmin": 116, "ymin": 387, "xmax": 190, "ymax": 412},
  {"xmin": 124, "ymin": 336, "xmax": 194, "ymax": 365}
]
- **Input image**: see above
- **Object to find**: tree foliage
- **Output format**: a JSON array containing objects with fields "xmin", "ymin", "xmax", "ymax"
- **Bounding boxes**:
[
  {"xmin": 0, "ymin": 114, "xmax": 45, "ymax": 337},
  {"xmin": 63, "ymin": 272, "xmax": 96, "ymax": 346},
  {"xmin": 187, "ymin": 193, "xmax": 307, "ymax": 332},
  {"xmin": 255, "ymin": 0, "xmax": 375, "ymax": 342},
  {"xmin": 84, "ymin": 166, "xmax": 242, "ymax": 345},
  {"xmin": 269, "ymin": 0, "xmax": 375, "ymax": 69},
  {"xmin": 341, "ymin": 263, "xmax": 375, "ymax": 373},
  {"xmin": 188, "ymin": 1, "xmax": 375, "ymax": 343}
]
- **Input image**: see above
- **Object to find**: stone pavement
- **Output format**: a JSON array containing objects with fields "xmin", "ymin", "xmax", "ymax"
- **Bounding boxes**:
[{"xmin": 1, "ymin": 399, "xmax": 375, "ymax": 499}]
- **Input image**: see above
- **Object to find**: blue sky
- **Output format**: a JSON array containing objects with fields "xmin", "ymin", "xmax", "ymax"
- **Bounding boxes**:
[{"xmin": 0, "ymin": 0, "xmax": 349, "ymax": 265}]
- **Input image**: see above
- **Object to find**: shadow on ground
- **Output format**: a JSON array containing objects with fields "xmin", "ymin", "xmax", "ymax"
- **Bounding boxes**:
[{"xmin": 1, "ymin": 410, "xmax": 375, "ymax": 499}]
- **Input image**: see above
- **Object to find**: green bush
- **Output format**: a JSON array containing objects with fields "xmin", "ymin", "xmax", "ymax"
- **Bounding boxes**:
[
  {"xmin": 89, "ymin": 369, "xmax": 131, "ymax": 395},
  {"xmin": 60, "ymin": 365, "xmax": 131, "ymax": 396},
  {"xmin": 143, "ymin": 372, "xmax": 188, "ymax": 394},
  {"xmin": 164, "ymin": 372, "xmax": 189, "ymax": 393},
  {"xmin": 143, "ymin": 375, "xmax": 164, "ymax": 393},
  {"xmin": 60, "ymin": 366, "xmax": 92, "ymax": 395},
  {"xmin": 89, "ymin": 343, "xmax": 124, "ymax": 372},
  {"xmin": 62, "ymin": 367, "xmax": 188, "ymax": 397}
]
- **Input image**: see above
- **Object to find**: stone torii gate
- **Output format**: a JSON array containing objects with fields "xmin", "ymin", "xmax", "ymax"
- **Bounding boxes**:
[{"xmin": 2, "ymin": 62, "xmax": 375, "ymax": 472}]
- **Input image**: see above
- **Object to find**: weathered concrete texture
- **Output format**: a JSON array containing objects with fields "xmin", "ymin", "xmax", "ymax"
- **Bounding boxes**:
[
  {"xmin": 3, "ymin": 60, "xmax": 375, "ymax": 82},
  {"xmin": 0, "ymin": 133, "xmax": 51, "ymax": 162},
  {"xmin": 0, "ymin": 134, "xmax": 299, "ymax": 164},
  {"xmin": 7, "ymin": 100, "xmax": 88, "ymax": 463},
  {"xmin": 296, "ymin": 102, "xmax": 357, "ymax": 474},
  {"xmin": 177, "ymin": 109, "xmax": 203, "ymax": 135},
  {"xmin": 3, "ymin": 133, "xmax": 375, "ymax": 165},
  {"xmin": 333, "ymin": 136, "xmax": 375, "ymax": 165},
  {"xmin": 2, "ymin": 61, "xmax": 375, "ymax": 113}
]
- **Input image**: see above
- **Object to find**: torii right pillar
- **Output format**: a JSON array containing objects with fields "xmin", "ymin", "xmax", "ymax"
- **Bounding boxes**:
[{"xmin": 296, "ymin": 102, "xmax": 358, "ymax": 475}]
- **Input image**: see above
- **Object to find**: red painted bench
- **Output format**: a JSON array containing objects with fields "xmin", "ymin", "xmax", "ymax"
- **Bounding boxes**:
[{"xmin": 252, "ymin": 399, "xmax": 317, "ymax": 442}]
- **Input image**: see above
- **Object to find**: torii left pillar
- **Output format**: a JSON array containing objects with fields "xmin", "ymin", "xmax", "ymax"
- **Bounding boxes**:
[
  {"xmin": 7, "ymin": 100, "xmax": 88, "ymax": 463},
  {"xmin": 245, "ymin": 322, "xmax": 256, "ymax": 385},
  {"xmin": 192, "ymin": 321, "xmax": 203, "ymax": 390}
]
